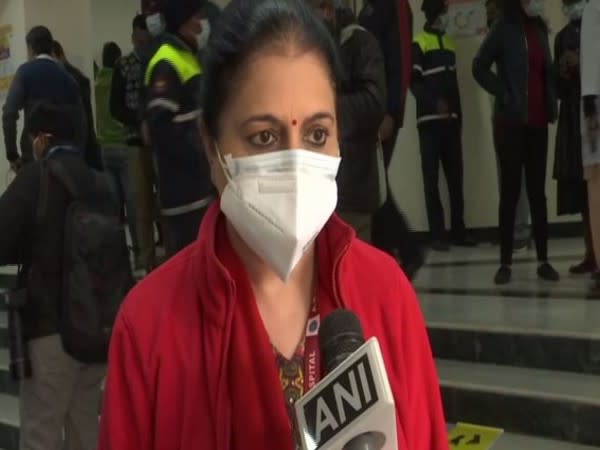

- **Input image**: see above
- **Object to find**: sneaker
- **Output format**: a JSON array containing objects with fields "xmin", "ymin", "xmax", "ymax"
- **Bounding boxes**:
[
  {"xmin": 452, "ymin": 234, "xmax": 478, "ymax": 247},
  {"xmin": 569, "ymin": 259, "xmax": 596, "ymax": 275},
  {"xmin": 431, "ymin": 240, "xmax": 450, "ymax": 252},
  {"xmin": 494, "ymin": 266, "xmax": 512, "ymax": 285},
  {"xmin": 538, "ymin": 262, "xmax": 560, "ymax": 282}
]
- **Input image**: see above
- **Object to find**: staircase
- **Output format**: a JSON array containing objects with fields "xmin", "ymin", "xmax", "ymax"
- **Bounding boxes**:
[{"xmin": 416, "ymin": 239, "xmax": 600, "ymax": 449}]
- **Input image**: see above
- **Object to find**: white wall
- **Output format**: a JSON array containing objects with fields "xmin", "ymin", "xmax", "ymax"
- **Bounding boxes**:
[
  {"xmin": 0, "ymin": 0, "xmax": 27, "ymax": 190},
  {"xmin": 91, "ymin": 0, "xmax": 141, "ymax": 67},
  {"xmin": 390, "ymin": 0, "xmax": 571, "ymax": 230}
]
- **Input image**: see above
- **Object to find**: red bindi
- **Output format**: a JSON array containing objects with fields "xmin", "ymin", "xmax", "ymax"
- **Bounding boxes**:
[{"xmin": 292, "ymin": 119, "xmax": 297, "ymax": 126}]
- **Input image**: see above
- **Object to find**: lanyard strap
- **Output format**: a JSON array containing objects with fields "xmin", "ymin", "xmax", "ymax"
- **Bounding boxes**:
[{"xmin": 304, "ymin": 299, "xmax": 320, "ymax": 392}]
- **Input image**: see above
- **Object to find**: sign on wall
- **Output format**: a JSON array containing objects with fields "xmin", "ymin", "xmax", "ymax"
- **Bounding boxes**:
[
  {"xmin": 447, "ymin": 0, "xmax": 487, "ymax": 37},
  {"xmin": 0, "ymin": 25, "xmax": 15, "ymax": 95}
]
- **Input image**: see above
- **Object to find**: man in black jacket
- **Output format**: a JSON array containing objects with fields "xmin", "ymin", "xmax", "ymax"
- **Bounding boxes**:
[
  {"xmin": 52, "ymin": 40, "xmax": 103, "ymax": 171},
  {"xmin": 144, "ymin": 0, "xmax": 214, "ymax": 255},
  {"xmin": 2, "ymin": 27, "xmax": 85, "ymax": 172},
  {"xmin": 309, "ymin": 1, "xmax": 387, "ymax": 242},
  {"xmin": 0, "ymin": 101, "xmax": 109, "ymax": 450},
  {"xmin": 412, "ymin": 0, "xmax": 475, "ymax": 251}
]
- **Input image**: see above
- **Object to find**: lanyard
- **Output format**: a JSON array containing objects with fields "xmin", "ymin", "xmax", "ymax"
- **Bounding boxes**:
[{"xmin": 304, "ymin": 298, "xmax": 320, "ymax": 392}]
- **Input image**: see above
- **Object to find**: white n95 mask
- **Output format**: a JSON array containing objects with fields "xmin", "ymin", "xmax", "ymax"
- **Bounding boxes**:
[{"xmin": 218, "ymin": 148, "xmax": 341, "ymax": 281}]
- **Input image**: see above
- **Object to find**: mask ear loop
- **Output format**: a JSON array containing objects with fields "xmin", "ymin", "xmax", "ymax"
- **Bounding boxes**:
[{"xmin": 214, "ymin": 142, "xmax": 235, "ymax": 184}]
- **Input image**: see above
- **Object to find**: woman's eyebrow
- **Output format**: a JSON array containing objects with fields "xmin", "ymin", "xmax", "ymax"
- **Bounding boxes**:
[{"xmin": 240, "ymin": 112, "xmax": 335, "ymax": 128}]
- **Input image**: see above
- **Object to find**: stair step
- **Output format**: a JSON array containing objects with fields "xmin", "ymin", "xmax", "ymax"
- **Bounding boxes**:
[
  {"xmin": 424, "ymin": 294, "xmax": 600, "ymax": 374},
  {"xmin": 438, "ymin": 359, "xmax": 600, "ymax": 446},
  {"xmin": 0, "ymin": 393, "xmax": 19, "ymax": 449}
]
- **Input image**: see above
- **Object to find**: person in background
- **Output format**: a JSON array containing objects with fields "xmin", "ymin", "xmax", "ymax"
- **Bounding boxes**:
[
  {"xmin": 52, "ymin": 40, "xmax": 103, "ymax": 171},
  {"xmin": 581, "ymin": 0, "xmax": 600, "ymax": 284},
  {"xmin": 359, "ymin": 0, "xmax": 425, "ymax": 278},
  {"xmin": 486, "ymin": 0, "xmax": 532, "ymax": 252},
  {"xmin": 554, "ymin": 0, "xmax": 594, "ymax": 274},
  {"xmin": 98, "ymin": 1, "xmax": 448, "ymax": 449},
  {"xmin": 473, "ymin": 0, "xmax": 559, "ymax": 284},
  {"xmin": 2, "ymin": 26, "xmax": 83, "ymax": 172},
  {"xmin": 411, "ymin": 0, "xmax": 476, "ymax": 252},
  {"xmin": 111, "ymin": 14, "xmax": 156, "ymax": 272},
  {"xmin": 0, "ymin": 101, "xmax": 106, "ymax": 450},
  {"xmin": 143, "ymin": 0, "xmax": 214, "ymax": 256},
  {"xmin": 96, "ymin": 42, "xmax": 140, "ymax": 271},
  {"xmin": 308, "ymin": 0, "xmax": 387, "ymax": 243}
]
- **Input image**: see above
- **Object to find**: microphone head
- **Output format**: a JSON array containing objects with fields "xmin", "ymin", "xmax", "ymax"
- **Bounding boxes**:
[{"xmin": 319, "ymin": 309, "xmax": 365, "ymax": 374}]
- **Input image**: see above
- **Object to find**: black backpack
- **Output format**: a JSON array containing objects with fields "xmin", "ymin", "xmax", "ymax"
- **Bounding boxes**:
[{"xmin": 38, "ymin": 159, "xmax": 134, "ymax": 363}]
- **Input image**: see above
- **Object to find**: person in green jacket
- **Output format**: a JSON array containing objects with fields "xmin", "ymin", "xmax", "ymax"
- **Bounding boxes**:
[{"xmin": 95, "ymin": 42, "xmax": 139, "ymax": 269}]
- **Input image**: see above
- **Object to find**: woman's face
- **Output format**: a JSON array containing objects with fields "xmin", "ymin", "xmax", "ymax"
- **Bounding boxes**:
[{"xmin": 202, "ymin": 49, "xmax": 339, "ymax": 194}]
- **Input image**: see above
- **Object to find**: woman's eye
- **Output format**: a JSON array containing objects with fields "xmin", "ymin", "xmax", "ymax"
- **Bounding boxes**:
[
  {"xmin": 249, "ymin": 130, "xmax": 277, "ymax": 147},
  {"xmin": 307, "ymin": 128, "xmax": 329, "ymax": 147}
]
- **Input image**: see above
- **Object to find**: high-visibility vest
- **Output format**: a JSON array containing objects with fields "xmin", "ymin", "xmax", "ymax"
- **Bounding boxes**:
[{"xmin": 144, "ymin": 43, "xmax": 202, "ymax": 86}]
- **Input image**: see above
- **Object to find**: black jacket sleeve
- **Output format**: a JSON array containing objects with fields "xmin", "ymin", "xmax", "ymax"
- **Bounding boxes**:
[
  {"xmin": 472, "ymin": 21, "xmax": 507, "ymax": 99},
  {"xmin": 410, "ymin": 42, "xmax": 436, "ymax": 112},
  {"xmin": 337, "ymin": 30, "xmax": 387, "ymax": 140},
  {"xmin": 0, "ymin": 163, "xmax": 37, "ymax": 265},
  {"xmin": 145, "ymin": 61, "xmax": 200, "ymax": 161},
  {"xmin": 2, "ymin": 67, "xmax": 26, "ymax": 162},
  {"xmin": 110, "ymin": 63, "xmax": 138, "ymax": 128}
]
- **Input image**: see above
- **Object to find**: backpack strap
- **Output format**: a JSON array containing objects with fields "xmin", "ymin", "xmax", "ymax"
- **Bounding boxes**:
[{"xmin": 46, "ymin": 159, "xmax": 81, "ymax": 200}]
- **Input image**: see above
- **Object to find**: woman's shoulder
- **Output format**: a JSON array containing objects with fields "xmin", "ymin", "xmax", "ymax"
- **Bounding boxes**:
[{"xmin": 339, "ymin": 239, "xmax": 418, "ymax": 318}]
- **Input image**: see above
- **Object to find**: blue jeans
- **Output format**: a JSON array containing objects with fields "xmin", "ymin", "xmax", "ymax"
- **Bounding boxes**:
[{"xmin": 102, "ymin": 146, "xmax": 138, "ymax": 252}]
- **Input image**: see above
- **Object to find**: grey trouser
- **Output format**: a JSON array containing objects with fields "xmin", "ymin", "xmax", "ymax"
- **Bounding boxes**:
[
  {"xmin": 337, "ymin": 211, "xmax": 372, "ymax": 243},
  {"xmin": 20, "ymin": 334, "xmax": 105, "ymax": 450}
]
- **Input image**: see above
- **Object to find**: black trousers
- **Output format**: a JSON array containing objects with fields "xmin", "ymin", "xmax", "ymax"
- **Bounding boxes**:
[
  {"xmin": 494, "ymin": 121, "xmax": 549, "ymax": 265},
  {"xmin": 418, "ymin": 121, "xmax": 466, "ymax": 240},
  {"xmin": 371, "ymin": 128, "xmax": 423, "ymax": 267},
  {"xmin": 163, "ymin": 206, "xmax": 207, "ymax": 257}
]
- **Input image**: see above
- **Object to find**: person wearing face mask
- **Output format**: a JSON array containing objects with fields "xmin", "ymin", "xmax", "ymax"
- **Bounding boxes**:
[
  {"xmin": 411, "ymin": 0, "xmax": 477, "ymax": 252},
  {"xmin": 473, "ymin": 0, "xmax": 559, "ymax": 284},
  {"xmin": 553, "ymin": 0, "xmax": 594, "ymax": 274},
  {"xmin": 0, "ymin": 100, "xmax": 112, "ymax": 450},
  {"xmin": 98, "ymin": 1, "xmax": 449, "ymax": 449},
  {"xmin": 143, "ymin": 0, "xmax": 214, "ymax": 257},
  {"xmin": 306, "ymin": 0, "xmax": 387, "ymax": 243}
]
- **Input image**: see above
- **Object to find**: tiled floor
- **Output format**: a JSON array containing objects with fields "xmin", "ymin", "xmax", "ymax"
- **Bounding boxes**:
[{"xmin": 416, "ymin": 238, "xmax": 600, "ymax": 449}]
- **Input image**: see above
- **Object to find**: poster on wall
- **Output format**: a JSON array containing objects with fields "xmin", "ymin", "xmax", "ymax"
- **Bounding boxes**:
[
  {"xmin": 447, "ymin": 0, "xmax": 487, "ymax": 38},
  {"xmin": 0, "ymin": 25, "xmax": 15, "ymax": 95}
]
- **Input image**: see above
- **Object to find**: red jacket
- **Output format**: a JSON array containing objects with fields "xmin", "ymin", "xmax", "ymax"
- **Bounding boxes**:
[{"xmin": 98, "ymin": 203, "xmax": 449, "ymax": 450}]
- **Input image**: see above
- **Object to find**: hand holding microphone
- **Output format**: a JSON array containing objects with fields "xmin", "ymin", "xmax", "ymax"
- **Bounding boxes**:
[{"xmin": 295, "ymin": 310, "xmax": 398, "ymax": 450}]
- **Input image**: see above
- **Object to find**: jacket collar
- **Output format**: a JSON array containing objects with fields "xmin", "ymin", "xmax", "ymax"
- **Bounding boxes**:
[
  {"xmin": 192, "ymin": 201, "xmax": 354, "ymax": 328},
  {"xmin": 163, "ymin": 32, "xmax": 196, "ymax": 54}
]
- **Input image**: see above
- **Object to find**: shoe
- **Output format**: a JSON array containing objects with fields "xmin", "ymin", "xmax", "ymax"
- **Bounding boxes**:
[
  {"xmin": 452, "ymin": 234, "xmax": 478, "ymax": 247},
  {"xmin": 513, "ymin": 238, "xmax": 530, "ymax": 253},
  {"xmin": 569, "ymin": 259, "xmax": 596, "ymax": 275},
  {"xmin": 431, "ymin": 240, "xmax": 450, "ymax": 252},
  {"xmin": 494, "ymin": 266, "xmax": 512, "ymax": 285},
  {"xmin": 538, "ymin": 262, "xmax": 560, "ymax": 282}
]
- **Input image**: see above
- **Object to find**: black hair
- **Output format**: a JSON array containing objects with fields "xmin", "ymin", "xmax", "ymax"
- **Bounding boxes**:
[
  {"xmin": 51, "ymin": 40, "xmax": 65, "ymax": 59},
  {"xmin": 201, "ymin": 0, "xmax": 342, "ymax": 138},
  {"xmin": 132, "ymin": 14, "xmax": 148, "ymax": 31},
  {"xmin": 27, "ymin": 101, "xmax": 77, "ymax": 143},
  {"xmin": 102, "ymin": 42, "xmax": 122, "ymax": 68},
  {"xmin": 26, "ymin": 26, "xmax": 53, "ymax": 56}
]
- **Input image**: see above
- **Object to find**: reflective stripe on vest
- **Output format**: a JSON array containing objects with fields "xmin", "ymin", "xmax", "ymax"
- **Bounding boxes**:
[
  {"xmin": 413, "ymin": 31, "xmax": 456, "ymax": 53},
  {"xmin": 144, "ymin": 43, "xmax": 202, "ymax": 86}
]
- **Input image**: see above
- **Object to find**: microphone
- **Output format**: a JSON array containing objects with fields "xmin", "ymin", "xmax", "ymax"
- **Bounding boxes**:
[{"xmin": 294, "ymin": 310, "xmax": 398, "ymax": 450}]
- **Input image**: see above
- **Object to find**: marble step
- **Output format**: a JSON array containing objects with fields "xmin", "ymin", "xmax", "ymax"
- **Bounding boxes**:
[
  {"xmin": 438, "ymin": 359, "xmax": 600, "ymax": 446},
  {"xmin": 423, "ymin": 294, "xmax": 600, "ymax": 374}
]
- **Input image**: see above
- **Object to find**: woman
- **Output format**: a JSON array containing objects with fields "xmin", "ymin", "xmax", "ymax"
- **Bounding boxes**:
[
  {"xmin": 473, "ymin": 0, "xmax": 559, "ymax": 284},
  {"xmin": 554, "ymin": 0, "xmax": 595, "ymax": 274},
  {"xmin": 98, "ymin": 1, "xmax": 448, "ymax": 449}
]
